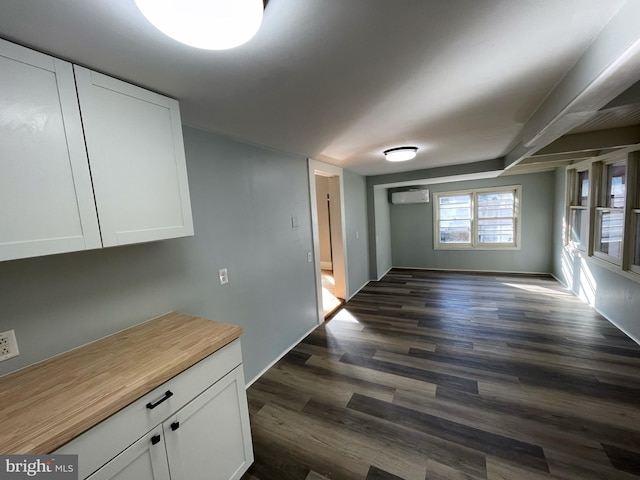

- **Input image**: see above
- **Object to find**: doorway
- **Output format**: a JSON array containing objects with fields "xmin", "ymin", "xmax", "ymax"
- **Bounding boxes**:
[
  {"xmin": 308, "ymin": 159, "xmax": 348, "ymax": 322},
  {"xmin": 315, "ymin": 174, "xmax": 342, "ymax": 317}
]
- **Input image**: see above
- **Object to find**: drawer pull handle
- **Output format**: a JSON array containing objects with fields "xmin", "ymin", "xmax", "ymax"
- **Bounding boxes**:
[
  {"xmin": 171, "ymin": 421, "xmax": 180, "ymax": 431},
  {"xmin": 146, "ymin": 390, "xmax": 173, "ymax": 409},
  {"xmin": 151, "ymin": 434, "xmax": 161, "ymax": 445}
]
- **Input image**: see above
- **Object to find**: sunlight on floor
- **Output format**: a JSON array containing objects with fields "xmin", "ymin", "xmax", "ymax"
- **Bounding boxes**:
[
  {"xmin": 322, "ymin": 287, "xmax": 342, "ymax": 315},
  {"xmin": 326, "ymin": 308, "xmax": 364, "ymax": 333},
  {"xmin": 329, "ymin": 308, "xmax": 360, "ymax": 323},
  {"xmin": 503, "ymin": 282, "xmax": 572, "ymax": 297}
]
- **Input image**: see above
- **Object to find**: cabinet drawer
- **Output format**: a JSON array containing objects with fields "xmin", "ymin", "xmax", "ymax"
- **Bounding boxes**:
[{"xmin": 55, "ymin": 339, "xmax": 242, "ymax": 479}]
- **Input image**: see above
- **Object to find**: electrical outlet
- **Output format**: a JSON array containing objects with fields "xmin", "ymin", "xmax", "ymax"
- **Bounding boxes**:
[
  {"xmin": 0, "ymin": 329, "xmax": 19, "ymax": 362},
  {"xmin": 218, "ymin": 268, "xmax": 229, "ymax": 285}
]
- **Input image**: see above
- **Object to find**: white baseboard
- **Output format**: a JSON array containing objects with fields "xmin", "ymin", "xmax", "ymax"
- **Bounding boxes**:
[
  {"xmin": 550, "ymin": 273, "xmax": 568, "ymax": 287},
  {"xmin": 347, "ymin": 280, "xmax": 369, "ymax": 301},
  {"xmin": 592, "ymin": 305, "xmax": 640, "ymax": 346},
  {"xmin": 392, "ymin": 266, "xmax": 551, "ymax": 276},
  {"xmin": 376, "ymin": 266, "xmax": 392, "ymax": 281},
  {"xmin": 245, "ymin": 323, "xmax": 319, "ymax": 388},
  {"xmin": 550, "ymin": 273, "xmax": 640, "ymax": 346}
]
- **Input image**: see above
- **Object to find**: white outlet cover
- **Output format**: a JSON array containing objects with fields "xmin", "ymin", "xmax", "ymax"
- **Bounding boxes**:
[
  {"xmin": 0, "ymin": 329, "xmax": 19, "ymax": 362},
  {"xmin": 218, "ymin": 268, "xmax": 229, "ymax": 285}
]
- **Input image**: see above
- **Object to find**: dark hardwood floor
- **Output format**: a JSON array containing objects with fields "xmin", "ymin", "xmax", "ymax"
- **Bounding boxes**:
[{"xmin": 242, "ymin": 269, "xmax": 640, "ymax": 480}]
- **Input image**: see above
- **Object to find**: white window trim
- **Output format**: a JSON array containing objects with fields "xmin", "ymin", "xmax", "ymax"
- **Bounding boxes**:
[
  {"xmin": 565, "ymin": 166, "xmax": 591, "ymax": 253},
  {"xmin": 565, "ymin": 149, "xmax": 640, "ymax": 281},
  {"xmin": 433, "ymin": 185, "xmax": 521, "ymax": 251},
  {"xmin": 593, "ymin": 159, "xmax": 626, "ymax": 266},
  {"xmin": 626, "ymin": 153, "xmax": 640, "ymax": 275},
  {"xmin": 629, "ymin": 209, "xmax": 640, "ymax": 275}
]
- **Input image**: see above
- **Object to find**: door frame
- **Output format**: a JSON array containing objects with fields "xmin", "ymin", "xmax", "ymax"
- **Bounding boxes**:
[{"xmin": 308, "ymin": 158, "xmax": 349, "ymax": 324}]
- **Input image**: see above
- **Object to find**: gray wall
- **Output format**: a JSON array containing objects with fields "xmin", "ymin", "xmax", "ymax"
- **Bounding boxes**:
[
  {"xmin": 0, "ymin": 126, "xmax": 319, "ymax": 381},
  {"xmin": 343, "ymin": 169, "xmax": 370, "ymax": 297},
  {"xmin": 366, "ymin": 158, "xmax": 505, "ymax": 280},
  {"xmin": 374, "ymin": 186, "xmax": 393, "ymax": 279},
  {"xmin": 390, "ymin": 172, "xmax": 555, "ymax": 273},
  {"xmin": 553, "ymin": 167, "xmax": 640, "ymax": 343}
]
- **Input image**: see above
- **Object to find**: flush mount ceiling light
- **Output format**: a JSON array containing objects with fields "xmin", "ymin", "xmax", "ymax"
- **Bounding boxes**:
[
  {"xmin": 383, "ymin": 146, "xmax": 418, "ymax": 162},
  {"xmin": 134, "ymin": 0, "xmax": 264, "ymax": 50}
]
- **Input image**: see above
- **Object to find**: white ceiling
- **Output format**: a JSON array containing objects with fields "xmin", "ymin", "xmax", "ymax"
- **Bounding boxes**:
[{"xmin": 1, "ymin": 0, "xmax": 639, "ymax": 176}]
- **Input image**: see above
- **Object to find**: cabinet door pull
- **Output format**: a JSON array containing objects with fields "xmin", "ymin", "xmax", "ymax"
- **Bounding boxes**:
[
  {"xmin": 146, "ymin": 390, "xmax": 173, "ymax": 409},
  {"xmin": 151, "ymin": 434, "xmax": 161, "ymax": 445},
  {"xmin": 170, "ymin": 421, "xmax": 180, "ymax": 431}
]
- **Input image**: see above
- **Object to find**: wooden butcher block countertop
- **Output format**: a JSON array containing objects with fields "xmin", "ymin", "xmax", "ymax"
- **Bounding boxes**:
[{"xmin": 0, "ymin": 312, "xmax": 242, "ymax": 454}]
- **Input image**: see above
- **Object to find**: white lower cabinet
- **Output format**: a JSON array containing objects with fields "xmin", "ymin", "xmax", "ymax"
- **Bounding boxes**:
[
  {"xmin": 56, "ymin": 340, "xmax": 253, "ymax": 480},
  {"xmin": 87, "ymin": 366, "xmax": 251, "ymax": 480},
  {"xmin": 164, "ymin": 366, "xmax": 253, "ymax": 480},
  {"xmin": 85, "ymin": 428, "xmax": 170, "ymax": 480}
]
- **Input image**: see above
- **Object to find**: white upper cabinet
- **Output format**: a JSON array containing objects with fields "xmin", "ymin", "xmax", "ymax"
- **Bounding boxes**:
[
  {"xmin": 0, "ymin": 39, "xmax": 101, "ymax": 261},
  {"xmin": 74, "ymin": 66, "xmax": 193, "ymax": 247},
  {"xmin": 0, "ymin": 40, "xmax": 194, "ymax": 262}
]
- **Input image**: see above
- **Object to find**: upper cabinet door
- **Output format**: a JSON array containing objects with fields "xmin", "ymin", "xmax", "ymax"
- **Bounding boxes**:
[
  {"xmin": 0, "ymin": 40, "xmax": 101, "ymax": 261},
  {"xmin": 74, "ymin": 66, "xmax": 194, "ymax": 248}
]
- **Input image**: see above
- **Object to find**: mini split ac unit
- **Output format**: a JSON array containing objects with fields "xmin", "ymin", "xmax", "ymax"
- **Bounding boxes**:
[{"xmin": 391, "ymin": 189, "xmax": 429, "ymax": 204}]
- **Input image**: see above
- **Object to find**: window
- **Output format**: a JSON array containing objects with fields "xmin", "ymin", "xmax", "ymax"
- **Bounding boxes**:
[
  {"xmin": 567, "ymin": 151, "xmax": 640, "ymax": 280},
  {"xmin": 629, "ymin": 154, "xmax": 640, "ymax": 275},
  {"xmin": 594, "ymin": 161, "xmax": 626, "ymax": 263},
  {"xmin": 567, "ymin": 169, "xmax": 589, "ymax": 250},
  {"xmin": 633, "ymin": 211, "xmax": 640, "ymax": 271},
  {"xmin": 434, "ymin": 186, "xmax": 520, "ymax": 249},
  {"xmin": 477, "ymin": 191, "xmax": 516, "ymax": 244},
  {"xmin": 438, "ymin": 194, "xmax": 471, "ymax": 244}
]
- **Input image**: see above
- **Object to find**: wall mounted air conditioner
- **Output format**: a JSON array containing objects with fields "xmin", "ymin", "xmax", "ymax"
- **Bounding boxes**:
[{"xmin": 391, "ymin": 190, "xmax": 430, "ymax": 204}]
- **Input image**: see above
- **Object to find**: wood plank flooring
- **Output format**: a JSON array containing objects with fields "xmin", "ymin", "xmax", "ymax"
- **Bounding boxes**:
[{"xmin": 242, "ymin": 269, "xmax": 640, "ymax": 480}]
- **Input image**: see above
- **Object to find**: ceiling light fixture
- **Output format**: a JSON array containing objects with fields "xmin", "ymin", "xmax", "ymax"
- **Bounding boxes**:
[
  {"xmin": 383, "ymin": 146, "xmax": 418, "ymax": 162},
  {"xmin": 134, "ymin": 0, "xmax": 264, "ymax": 50}
]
